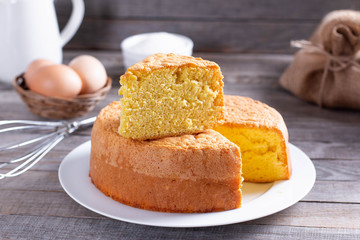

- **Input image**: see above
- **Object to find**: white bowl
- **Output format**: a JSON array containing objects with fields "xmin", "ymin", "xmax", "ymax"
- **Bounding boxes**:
[{"xmin": 121, "ymin": 32, "xmax": 194, "ymax": 70}]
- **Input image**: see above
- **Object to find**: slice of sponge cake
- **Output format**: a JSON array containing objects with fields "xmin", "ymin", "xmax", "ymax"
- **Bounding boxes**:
[
  {"xmin": 214, "ymin": 95, "xmax": 291, "ymax": 182},
  {"xmin": 118, "ymin": 53, "xmax": 224, "ymax": 140}
]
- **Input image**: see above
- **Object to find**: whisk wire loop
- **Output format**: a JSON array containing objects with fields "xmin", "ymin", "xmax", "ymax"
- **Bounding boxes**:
[{"xmin": 0, "ymin": 117, "xmax": 96, "ymax": 179}]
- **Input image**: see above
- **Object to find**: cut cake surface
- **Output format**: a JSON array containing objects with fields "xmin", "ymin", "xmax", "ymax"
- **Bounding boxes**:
[
  {"xmin": 214, "ymin": 95, "xmax": 291, "ymax": 182},
  {"xmin": 118, "ymin": 53, "xmax": 224, "ymax": 140}
]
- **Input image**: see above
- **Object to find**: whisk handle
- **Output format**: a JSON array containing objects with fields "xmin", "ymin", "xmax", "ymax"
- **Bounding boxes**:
[{"xmin": 77, "ymin": 117, "xmax": 97, "ymax": 128}]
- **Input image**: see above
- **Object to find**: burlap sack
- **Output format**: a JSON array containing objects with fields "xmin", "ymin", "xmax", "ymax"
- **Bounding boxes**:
[{"xmin": 279, "ymin": 10, "xmax": 360, "ymax": 109}]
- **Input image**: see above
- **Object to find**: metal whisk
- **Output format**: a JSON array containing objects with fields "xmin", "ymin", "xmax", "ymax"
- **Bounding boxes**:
[{"xmin": 0, "ymin": 117, "xmax": 96, "ymax": 179}]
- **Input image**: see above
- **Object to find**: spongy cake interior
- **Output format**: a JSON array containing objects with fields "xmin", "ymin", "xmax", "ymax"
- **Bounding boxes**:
[
  {"xmin": 215, "ymin": 126, "xmax": 288, "ymax": 182},
  {"xmin": 119, "ymin": 65, "xmax": 223, "ymax": 139}
]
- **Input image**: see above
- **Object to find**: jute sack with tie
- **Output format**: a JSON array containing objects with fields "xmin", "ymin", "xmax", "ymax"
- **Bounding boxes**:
[{"xmin": 279, "ymin": 10, "xmax": 360, "ymax": 109}]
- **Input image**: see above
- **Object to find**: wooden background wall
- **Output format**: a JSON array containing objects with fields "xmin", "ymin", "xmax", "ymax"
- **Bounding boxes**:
[{"xmin": 56, "ymin": 0, "xmax": 360, "ymax": 54}]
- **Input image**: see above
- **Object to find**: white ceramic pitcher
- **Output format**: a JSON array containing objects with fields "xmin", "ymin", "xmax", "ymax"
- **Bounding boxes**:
[{"xmin": 0, "ymin": 0, "xmax": 85, "ymax": 84}]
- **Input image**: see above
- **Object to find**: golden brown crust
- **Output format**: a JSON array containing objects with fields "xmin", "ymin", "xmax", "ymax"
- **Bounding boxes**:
[
  {"xmin": 90, "ymin": 101, "xmax": 242, "ymax": 212},
  {"xmin": 91, "ymin": 167, "xmax": 241, "ymax": 213},
  {"xmin": 223, "ymin": 95, "xmax": 288, "ymax": 140},
  {"xmin": 221, "ymin": 95, "xmax": 291, "ymax": 180},
  {"xmin": 128, "ymin": 53, "xmax": 220, "ymax": 72}
]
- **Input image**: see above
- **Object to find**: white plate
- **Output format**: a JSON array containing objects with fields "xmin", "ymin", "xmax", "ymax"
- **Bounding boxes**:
[{"xmin": 59, "ymin": 141, "xmax": 316, "ymax": 228}]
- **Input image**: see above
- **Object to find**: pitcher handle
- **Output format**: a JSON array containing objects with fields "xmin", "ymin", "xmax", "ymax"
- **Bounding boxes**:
[{"xmin": 60, "ymin": 0, "xmax": 85, "ymax": 47}]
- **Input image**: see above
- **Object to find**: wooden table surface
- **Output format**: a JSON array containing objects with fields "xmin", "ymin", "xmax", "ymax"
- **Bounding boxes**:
[{"xmin": 0, "ymin": 51, "xmax": 359, "ymax": 239}]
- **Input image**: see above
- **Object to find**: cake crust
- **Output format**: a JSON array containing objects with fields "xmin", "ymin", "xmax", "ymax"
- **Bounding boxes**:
[
  {"xmin": 127, "ymin": 53, "xmax": 221, "ymax": 72},
  {"xmin": 222, "ymin": 95, "xmax": 289, "ymax": 140},
  {"xmin": 90, "ymin": 101, "xmax": 242, "ymax": 212}
]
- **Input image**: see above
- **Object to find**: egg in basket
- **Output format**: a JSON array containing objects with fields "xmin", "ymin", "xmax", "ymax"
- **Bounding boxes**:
[{"xmin": 13, "ymin": 55, "xmax": 112, "ymax": 119}]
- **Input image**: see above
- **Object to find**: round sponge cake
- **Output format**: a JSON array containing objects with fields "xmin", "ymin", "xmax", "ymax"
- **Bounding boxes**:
[{"xmin": 90, "ymin": 101, "xmax": 242, "ymax": 213}]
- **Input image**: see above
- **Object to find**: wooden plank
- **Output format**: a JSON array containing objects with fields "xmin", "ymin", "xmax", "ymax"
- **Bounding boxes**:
[
  {"xmin": 56, "ymin": 0, "xmax": 360, "ymax": 53},
  {"xmin": 288, "ymin": 128, "xmax": 360, "ymax": 143},
  {"xmin": 63, "ymin": 51, "xmax": 294, "ymax": 77},
  {"xmin": 3, "ymin": 93, "xmax": 360, "ymax": 133},
  {"xmin": 312, "ymin": 160, "xmax": 360, "ymax": 181},
  {"xmin": 249, "ymin": 202, "xmax": 360, "ymax": 229},
  {"xmin": 0, "ymin": 188, "xmax": 359, "ymax": 229},
  {"xmin": 0, "ymin": 51, "xmax": 293, "ymax": 91},
  {"xmin": 3, "ymin": 80, "xmax": 360, "ymax": 127},
  {"xmin": 56, "ymin": 0, "xmax": 360, "ymax": 21},
  {"xmin": 303, "ymin": 180, "xmax": 360, "ymax": 203},
  {"xmin": 0, "ymin": 38, "xmax": 293, "ymax": 93},
  {"xmin": 1, "ymin": 214, "xmax": 359, "ymax": 240},
  {"xmin": 292, "ymin": 141, "xmax": 360, "ymax": 160},
  {"xmin": 195, "ymin": 54, "xmax": 293, "ymax": 78},
  {"xmin": 0, "ymin": 171, "xmax": 62, "ymax": 192},
  {"xmin": 0, "ymin": 190, "xmax": 102, "ymax": 219},
  {"xmin": 60, "ymin": 18, "xmax": 316, "ymax": 53}
]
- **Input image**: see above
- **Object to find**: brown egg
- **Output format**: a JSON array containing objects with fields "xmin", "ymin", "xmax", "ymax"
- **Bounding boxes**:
[
  {"xmin": 69, "ymin": 55, "xmax": 107, "ymax": 94},
  {"xmin": 25, "ymin": 59, "xmax": 56, "ymax": 85},
  {"xmin": 27, "ymin": 64, "xmax": 82, "ymax": 100}
]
